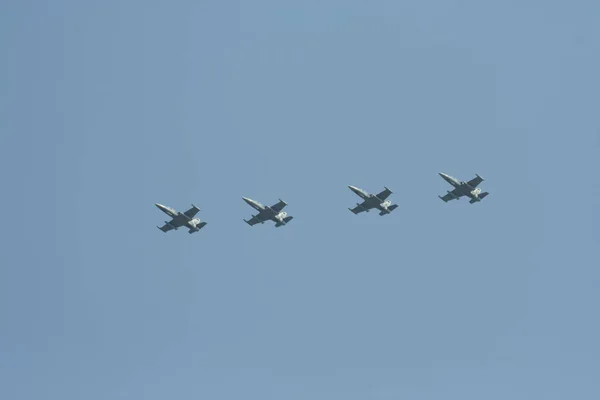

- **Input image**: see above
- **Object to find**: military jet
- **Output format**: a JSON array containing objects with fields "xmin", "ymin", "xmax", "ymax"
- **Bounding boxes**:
[
  {"xmin": 242, "ymin": 197, "xmax": 294, "ymax": 227},
  {"xmin": 438, "ymin": 172, "xmax": 489, "ymax": 204},
  {"xmin": 155, "ymin": 203, "xmax": 207, "ymax": 234},
  {"xmin": 348, "ymin": 185, "xmax": 398, "ymax": 216}
]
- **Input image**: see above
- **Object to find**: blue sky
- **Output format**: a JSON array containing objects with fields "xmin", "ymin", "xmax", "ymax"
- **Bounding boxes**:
[{"xmin": 1, "ymin": 1, "xmax": 599, "ymax": 399}]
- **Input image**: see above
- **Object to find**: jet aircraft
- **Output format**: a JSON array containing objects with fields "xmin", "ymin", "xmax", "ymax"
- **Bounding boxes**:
[
  {"xmin": 155, "ymin": 203, "xmax": 207, "ymax": 234},
  {"xmin": 242, "ymin": 197, "xmax": 294, "ymax": 227},
  {"xmin": 348, "ymin": 185, "xmax": 398, "ymax": 216},
  {"xmin": 438, "ymin": 172, "xmax": 489, "ymax": 204}
]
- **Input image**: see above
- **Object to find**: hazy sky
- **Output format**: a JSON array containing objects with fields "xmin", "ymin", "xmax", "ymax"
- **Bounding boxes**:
[{"xmin": 1, "ymin": 1, "xmax": 599, "ymax": 399}]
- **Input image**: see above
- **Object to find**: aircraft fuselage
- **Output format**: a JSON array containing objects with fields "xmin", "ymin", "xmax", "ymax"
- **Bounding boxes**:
[
  {"xmin": 155, "ymin": 203, "xmax": 177, "ymax": 218},
  {"xmin": 242, "ymin": 197, "xmax": 266, "ymax": 212}
]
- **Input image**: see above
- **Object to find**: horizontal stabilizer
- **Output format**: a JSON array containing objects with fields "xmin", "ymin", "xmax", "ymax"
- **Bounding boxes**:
[
  {"xmin": 470, "ymin": 192, "xmax": 489, "ymax": 203},
  {"xmin": 275, "ymin": 216, "xmax": 294, "ymax": 228},
  {"xmin": 388, "ymin": 204, "xmax": 398, "ymax": 211},
  {"xmin": 189, "ymin": 222, "xmax": 206, "ymax": 234}
]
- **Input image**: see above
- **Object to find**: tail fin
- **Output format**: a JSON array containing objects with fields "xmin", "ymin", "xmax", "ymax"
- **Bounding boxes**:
[{"xmin": 479, "ymin": 192, "xmax": 489, "ymax": 199}]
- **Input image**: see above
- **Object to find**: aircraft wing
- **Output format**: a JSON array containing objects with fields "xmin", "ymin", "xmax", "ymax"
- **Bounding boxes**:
[
  {"xmin": 439, "ymin": 189, "xmax": 461, "ymax": 202},
  {"xmin": 157, "ymin": 223, "xmax": 175, "ymax": 233},
  {"xmin": 467, "ymin": 174, "xmax": 484, "ymax": 188},
  {"xmin": 244, "ymin": 215, "xmax": 262, "ymax": 226},
  {"xmin": 270, "ymin": 199, "xmax": 287, "ymax": 213},
  {"xmin": 183, "ymin": 204, "xmax": 200, "ymax": 218},
  {"xmin": 349, "ymin": 202, "xmax": 369, "ymax": 214},
  {"xmin": 375, "ymin": 187, "xmax": 393, "ymax": 200}
]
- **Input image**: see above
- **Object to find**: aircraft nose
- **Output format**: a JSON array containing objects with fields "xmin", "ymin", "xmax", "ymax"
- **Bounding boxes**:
[
  {"xmin": 155, "ymin": 203, "xmax": 169, "ymax": 212},
  {"xmin": 242, "ymin": 197, "xmax": 252, "ymax": 205},
  {"xmin": 348, "ymin": 185, "xmax": 364, "ymax": 195}
]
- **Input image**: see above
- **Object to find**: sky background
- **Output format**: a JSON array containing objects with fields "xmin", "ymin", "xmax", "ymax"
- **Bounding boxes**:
[{"xmin": 1, "ymin": 1, "xmax": 599, "ymax": 399}]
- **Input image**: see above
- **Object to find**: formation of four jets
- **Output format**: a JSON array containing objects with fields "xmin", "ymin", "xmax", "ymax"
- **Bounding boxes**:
[{"xmin": 155, "ymin": 172, "xmax": 490, "ymax": 234}]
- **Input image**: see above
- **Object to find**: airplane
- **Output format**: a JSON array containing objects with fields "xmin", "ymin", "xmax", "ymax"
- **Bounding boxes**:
[
  {"xmin": 242, "ymin": 197, "xmax": 294, "ymax": 227},
  {"xmin": 155, "ymin": 203, "xmax": 207, "ymax": 234},
  {"xmin": 438, "ymin": 172, "xmax": 489, "ymax": 204},
  {"xmin": 348, "ymin": 185, "xmax": 398, "ymax": 216}
]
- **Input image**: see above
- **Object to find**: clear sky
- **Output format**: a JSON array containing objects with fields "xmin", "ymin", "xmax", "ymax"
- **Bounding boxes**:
[{"xmin": 1, "ymin": 1, "xmax": 599, "ymax": 399}]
